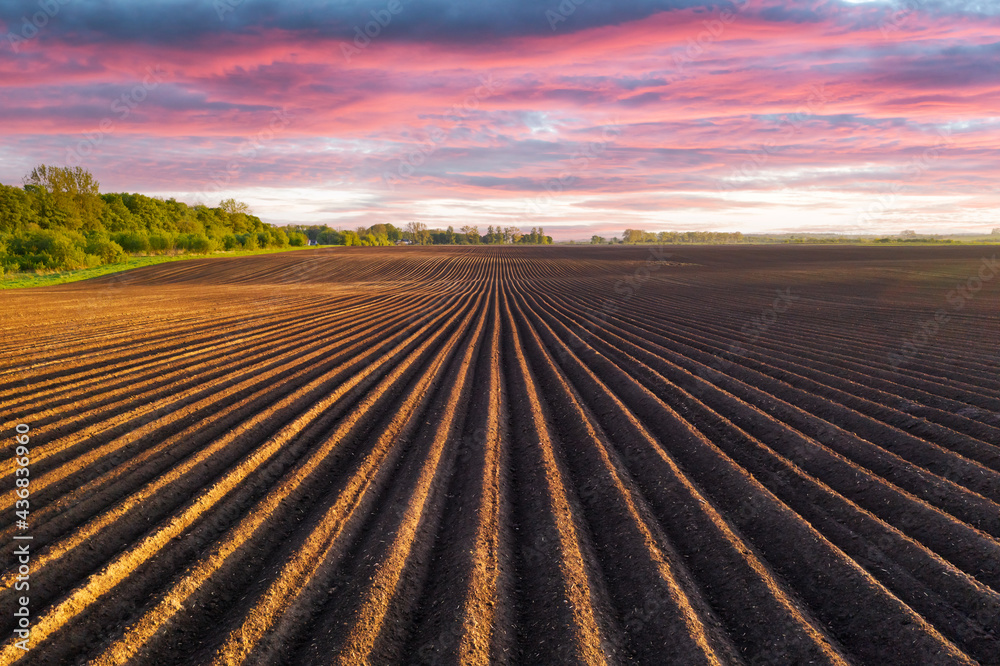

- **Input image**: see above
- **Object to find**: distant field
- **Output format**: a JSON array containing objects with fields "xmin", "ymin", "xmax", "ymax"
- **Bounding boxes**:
[{"xmin": 0, "ymin": 245, "xmax": 997, "ymax": 664}]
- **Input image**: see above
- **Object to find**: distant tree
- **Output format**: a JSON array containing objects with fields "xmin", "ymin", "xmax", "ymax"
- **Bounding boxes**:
[
  {"xmin": 992, "ymin": 228, "xmax": 1000, "ymax": 235},
  {"xmin": 0, "ymin": 184, "xmax": 38, "ymax": 234},
  {"xmin": 406, "ymin": 221, "xmax": 431, "ymax": 245},
  {"xmin": 591, "ymin": 235, "xmax": 605, "ymax": 245},
  {"xmin": 519, "ymin": 227, "xmax": 543, "ymax": 244},
  {"xmin": 24, "ymin": 165, "xmax": 104, "ymax": 231},
  {"xmin": 0, "ymin": 169, "xmax": 291, "ymax": 271},
  {"xmin": 460, "ymin": 224, "xmax": 480, "ymax": 245},
  {"xmin": 622, "ymin": 229, "xmax": 646, "ymax": 244},
  {"xmin": 900, "ymin": 229, "xmax": 917, "ymax": 238},
  {"xmin": 219, "ymin": 198, "xmax": 252, "ymax": 216},
  {"xmin": 365, "ymin": 229, "xmax": 392, "ymax": 246},
  {"xmin": 317, "ymin": 227, "xmax": 342, "ymax": 245}
]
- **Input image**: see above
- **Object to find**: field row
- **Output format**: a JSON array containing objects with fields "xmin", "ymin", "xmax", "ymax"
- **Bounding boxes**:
[{"xmin": 0, "ymin": 245, "xmax": 997, "ymax": 664}]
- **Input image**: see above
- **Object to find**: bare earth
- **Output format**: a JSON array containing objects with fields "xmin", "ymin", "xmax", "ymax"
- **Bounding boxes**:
[{"xmin": 0, "ymin": 245, "xmax": 998, "ymax": 665}]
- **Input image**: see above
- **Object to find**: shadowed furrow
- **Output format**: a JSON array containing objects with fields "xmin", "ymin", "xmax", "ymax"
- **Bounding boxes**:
[{"xmin": 0, "ymin": 245, "xmax": 996, "ymax": 665}]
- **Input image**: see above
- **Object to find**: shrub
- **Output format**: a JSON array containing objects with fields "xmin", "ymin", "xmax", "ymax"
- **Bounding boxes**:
[
  {"xmin": 82, "ymin": 253, "xmax": 104, "ymax": 268},
  {"xmin": 237, "ymin": 233, "xmax": 259, "ymax": 250},
  {"xmin": 148, "ymin": 232, "xmax": 175, "ymax": 253},
  {"xmin": 85, "ymin": 236, "xmax": 128, "ymax": 264},
  {"xmin": 179, "ymin": 233, "xmax": 217, "ymax": 253},
  {"xmin": 270, "ymin": 228, "xmax": 289, "ymax": 247},
  {"xmin": 85, "ymin": 233, "xmax": 128, "ymax": 264},
  {"xmin": 112, "ymin": 231, "xmax": 151, "ymax": 253},
  {"xmin": 8, "ymin": 228, "xmax": 89, "ymax": 270},
  {"xmin": 288, "ymin": 231, "xmax": 308, "ymax": 247},
  {"xmin": 316, "ymin": 229, "xmax": 343, "ymax": 245}
]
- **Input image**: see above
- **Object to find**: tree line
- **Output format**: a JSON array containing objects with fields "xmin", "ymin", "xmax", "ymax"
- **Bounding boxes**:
[
  {"xmin": 286, "ymin": 221, "xmax": 553, "ymax": 246},
  {"xmin": 0, "ymin": 165, "xmax": 296, "ymax": 273},
  {"xmin": 1, "ymin": 164, "xmax": 567, "ymax": 275},
  {"xmin": 591, "ymin": 229, "xmax": 746, "ymax": 244}
]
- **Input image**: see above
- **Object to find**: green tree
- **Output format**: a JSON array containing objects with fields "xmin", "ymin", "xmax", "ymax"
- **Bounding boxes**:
[
  {"xmin": 317, "ymin": 228, "xmax": 343, "ymax": 245},
  {"xmin": 369, "ymin": 223, "xmax": 400, "ymax": 243},
  {"xmin": 237, "ymin": 232, "xmax": 259, "ymax": 250},
  {"xmin": 84, "ymin": 233, "xmax": 128, "ymax": 264},
  {"xmin": 23, "ymin": 165, "xmax": 105, "ymax": 232},
  {"xmin": 461, "ymin": 225, "xmax": 480, "ymax": 245},
  {"xmin": 406, "ymin": 221, "xmax": 431, "ymax": 245},
  {"xmin": 100, "ymin": 194, "xmax": 138, "ymax": 232},
  {"xmin": 7, "ymin": 228, "xmax": 91, "ymax": 270},
  {"xmin": 0, "ymin": 184, "xmax": 37, "ymax": 234},
  {"xmin": 219, "ymin": 198, "xmax": 252, "ymax": 215},
  {"xmin": 622, "ymin": 229, "xmax": 645, "ymax": 244}
]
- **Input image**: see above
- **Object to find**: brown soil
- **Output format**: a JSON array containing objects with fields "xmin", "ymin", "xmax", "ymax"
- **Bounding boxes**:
[{"xmin": 0, "ymin": 245, "xmax": 997, "ymax": 665}]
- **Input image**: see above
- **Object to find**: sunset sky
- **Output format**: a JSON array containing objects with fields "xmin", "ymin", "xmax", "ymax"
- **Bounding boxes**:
[{"xmin": 2, "ymin": 0, "xmax": 998, "ymax": 239}]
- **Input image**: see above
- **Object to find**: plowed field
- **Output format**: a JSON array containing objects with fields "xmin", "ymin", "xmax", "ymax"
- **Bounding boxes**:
[{"xmin": 1, "ymin": 245, "xmax": 998, "ymax": 665}]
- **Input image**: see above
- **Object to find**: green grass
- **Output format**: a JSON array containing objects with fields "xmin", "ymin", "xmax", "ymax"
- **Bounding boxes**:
[{"xmin": 0, "ymin": 245, "xmax": 337, "ymax": 290}]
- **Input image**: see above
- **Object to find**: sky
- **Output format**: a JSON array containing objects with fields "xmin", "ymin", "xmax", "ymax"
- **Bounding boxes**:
[{"xmin": 1, "ymin": 0, "xmax": 998, "ymax": 239}]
